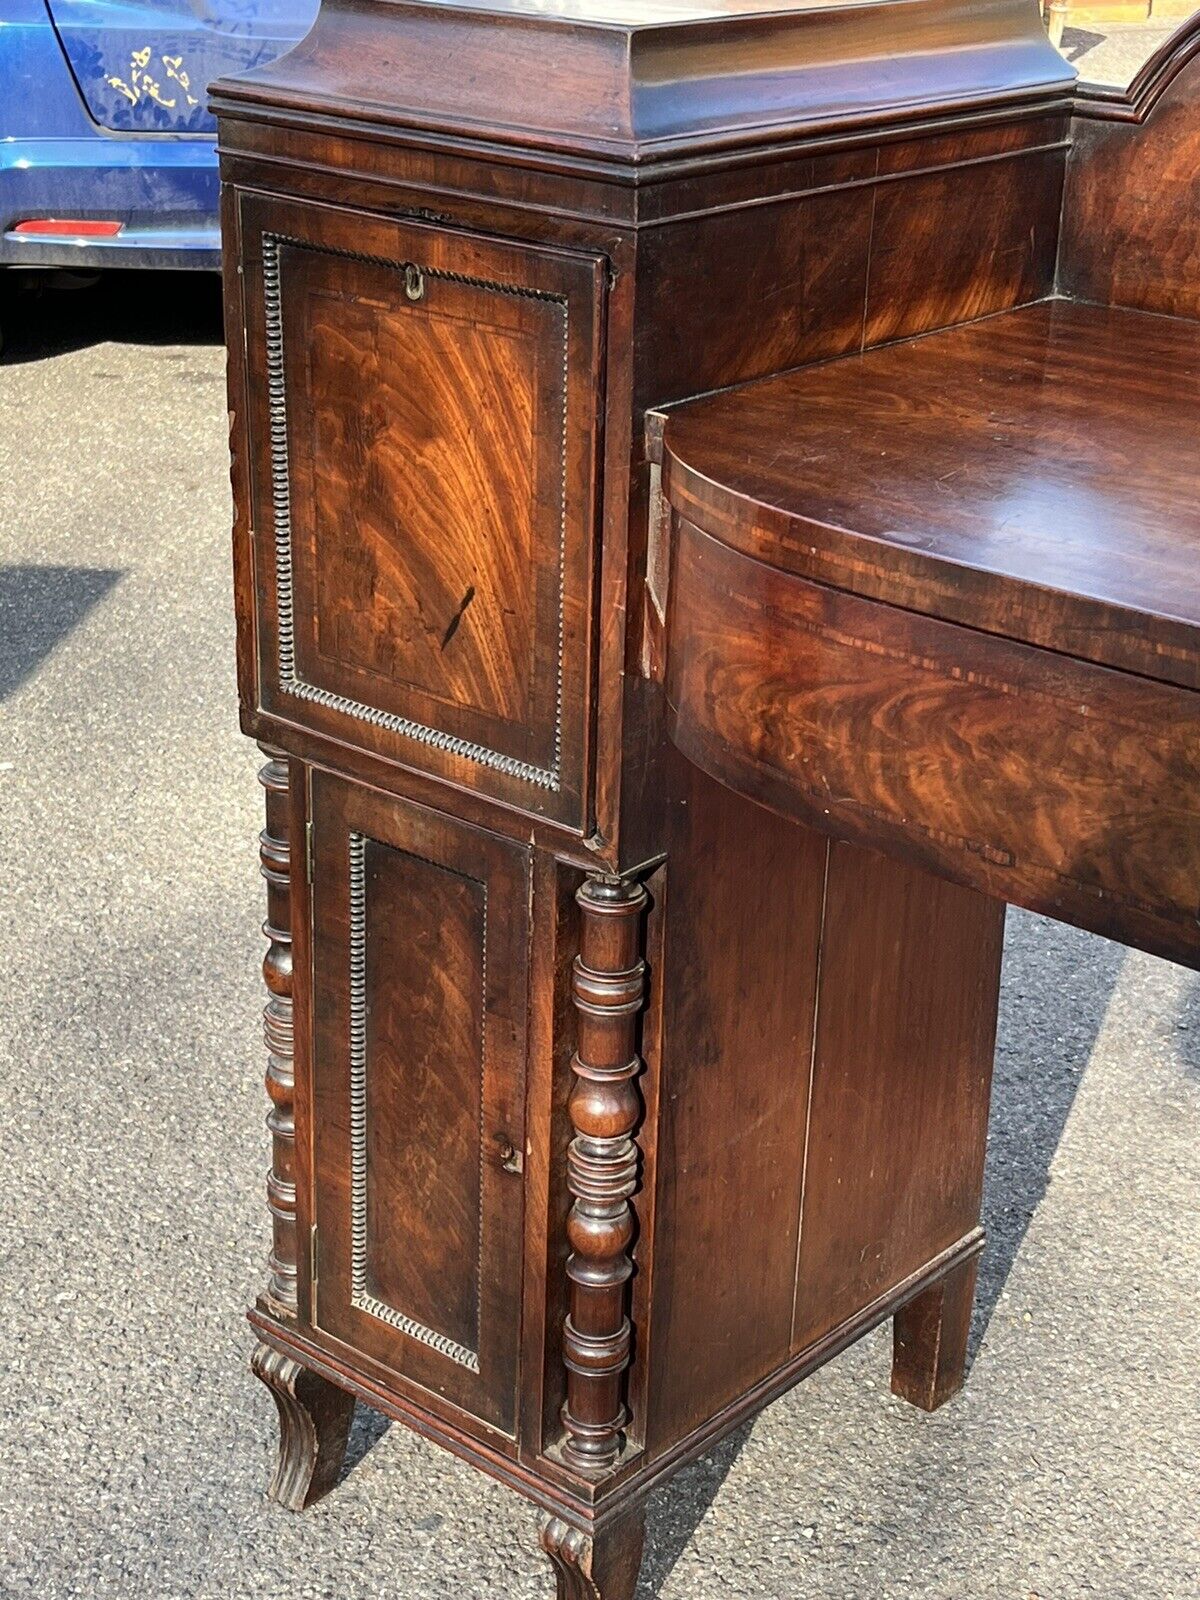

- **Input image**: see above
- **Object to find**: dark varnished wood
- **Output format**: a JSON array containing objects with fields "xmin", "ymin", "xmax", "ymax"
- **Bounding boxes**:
[
  {"xmin": 561, "ymin": 878, "xmax": 649, "ymax": 1473},
  {"xmin": 793, "ymin": 844, "xmax": 1004, "ymax": 1353},
  {"xmin": 662, "ymin": 296, "xmax": 1200, "ymax": 967},
  {"xmin": 644, "ymin": 756, "xmax": 826, "ymax": 1447},
  {"xmin": 305, "ymin": 772, "xmax": 530, "ymax": 1436},
  {"xmin": 663, "ymin": 300, "xmax": 1200, "ymax": 692},
  {"xmin": 891, "ymin": 1255, "xmax": 979, "ymax": 1412},
  {"xmin": 240, "ymin": 193, "xmax": 604, "ymax": 833},
  {"xmin": 251, "ymin": 1340, "xmax": 355, "ymax": 1510},
  {"xmin": 211, "ymin": 0, "xmax": 1071, "ymax": 170},
  {"xmin": 633, "ymin": 137, "xmax": 1065, "ymax": 405},
  {"xmin": 642, "ymin": 755, "xmax": 1004, "ymax": 1459},
  {"xmin": 223, "ymin": 73, "xmax": 1074, "ymax": 873},
  {"xmin": 212, "ymin": 0, "xmax": 1196, "ymax": 1591},
  {"xmin": 539, "ymin": 1506, "xmax": 646, "ymax": 1600},
  {"xmin": 1063, "ymin": 18, "xmax": 1200, "ymax": 319},
  {"xmin": 862, "ymin": 150, "xmax": 1063, "ymax": 346},
  {"xmin": 667, "ymin": 517, "xmax": 1200, "ymax": 967},
  {"xmin": 249, "ymin": 1226, "xmax": 986, "ymax": 1514},
  {"xmin": 257, "ymin": 747, "xmax": 300, "ymax": 1316}
]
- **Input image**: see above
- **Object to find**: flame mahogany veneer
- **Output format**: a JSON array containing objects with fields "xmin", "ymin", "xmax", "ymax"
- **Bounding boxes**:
[
  {"xmin": 662, "ymin": 299, "xmax": 1200, "ymax": 967},
  {"xmin": 214, "ymin": 3, "xmax": 1197, "ymax": 1592}
]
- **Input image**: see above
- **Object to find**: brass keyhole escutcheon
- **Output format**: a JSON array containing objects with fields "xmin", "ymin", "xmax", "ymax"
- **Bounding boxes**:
[
  {"xmin": 495, "ymin": 1135, "xmax": 523, "ymax": 1175},
  {"xmin": 404, "ymin": 262, "xmax": 425, "ymax": 302}
]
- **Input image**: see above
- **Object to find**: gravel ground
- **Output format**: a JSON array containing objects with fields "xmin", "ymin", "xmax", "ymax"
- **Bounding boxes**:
[{"xmin": 1, "ymin": 271, "xmax": 1197, "ymax": 1600}]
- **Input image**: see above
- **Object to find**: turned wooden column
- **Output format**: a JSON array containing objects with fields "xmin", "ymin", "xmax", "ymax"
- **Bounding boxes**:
[
  {"xmin": 561, "ymin": 876, "xmax": 648, "ymax": 1472},
  {"xmin": 258, "ymin": 745, "xmax": 299, "ymax": 1315},
  {"xmin": 252, "ymin": 746, "xmax": 355, "ymax": 1509}
]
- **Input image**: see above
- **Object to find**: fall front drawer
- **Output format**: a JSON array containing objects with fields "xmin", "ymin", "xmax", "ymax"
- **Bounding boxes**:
[{"xmin": 235, "ymin": 193, "xmax": 606, "ymax": 833}]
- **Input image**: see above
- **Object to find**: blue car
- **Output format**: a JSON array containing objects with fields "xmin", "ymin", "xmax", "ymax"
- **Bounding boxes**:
[{"xmin": 1, "ymin": 0, "xmax": 315, "ymax": 274}]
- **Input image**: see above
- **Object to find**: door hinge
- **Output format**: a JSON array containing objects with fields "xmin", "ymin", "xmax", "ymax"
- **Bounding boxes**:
[
  {"xmin": 309, "ymin": 1223, "xmax": 319, "ymax": 1323},
  {"xmin": 305, "ymin": 817, "xmax": 314, "ymax": 884}
]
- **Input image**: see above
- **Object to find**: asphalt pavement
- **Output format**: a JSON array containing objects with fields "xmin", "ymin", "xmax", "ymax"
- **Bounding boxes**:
[{"xmin": 1, "ymin": 271, "xmax": 1197, "ymax": 1599}]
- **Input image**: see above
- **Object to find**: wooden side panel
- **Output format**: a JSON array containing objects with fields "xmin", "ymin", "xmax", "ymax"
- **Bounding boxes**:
[
  {"xmin": 635, "ymin": 180, "xmax": 872, "ymax": 400},
  {"xmin": 862, "ymin": 149, "xmax": 1063, "ymax": 344},
  {"xmin": 306, "ymin": 772, "xmax": 530, "ymax": 1436},
  {"xmin": 1062, "ymin": 53, "xmax": 1200, "ymax": 318},
  {"xmin": 645, "ymin": 754, "xmax": 827, "ymax": 1452},
  {"xmin": 635, "ymin": 141, "xmax": 1065, "ymax": 407},
  {"xmin": 623, "ymin": 133, "xmax": 1065, "ymax": 752},
  {"xmin": 667, "ymin": 518, "xmax": 1200, "ymax": 967},
  {"xmin": 792, "ymin": 844, "xmax": 1004, "ymax": 1351}
]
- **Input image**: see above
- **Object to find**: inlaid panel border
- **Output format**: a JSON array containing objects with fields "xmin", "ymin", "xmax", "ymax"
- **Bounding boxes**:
[
  {"xmin": 346, "ymin": 830, "xmax": 486, "ymax": 1374},
  {"xmin": 261, "ymin": 231, "xmax": 569, "ymax": 792}
]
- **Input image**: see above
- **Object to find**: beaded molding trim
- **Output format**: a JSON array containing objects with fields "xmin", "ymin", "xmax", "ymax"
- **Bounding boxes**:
[
  {"xmin": 347, "ymin": 831, "xmax": 484, "ymax": 1373},
  {"xmin": 261, "ymin": 231, "xmax": 569, "ymax": 792}
]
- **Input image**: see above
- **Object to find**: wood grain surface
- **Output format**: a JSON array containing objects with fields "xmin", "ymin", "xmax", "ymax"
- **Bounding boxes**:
[
  {"xmin": 667, "ymin": 519, "xmax": 1200, "ymax": 967},
  {"xmin": 1064, "ymin": 16, "xmax": 1200, "ymax": 318},
  {"xmin": 664, "ymin": 299, "xmax": 1200, "ymax": 691},
  {"xmin": 214, "ymin": 0, "xmax": 1181, "ymax": 1581},
  {"xmin": 211, "ymin": 0, "xmax": 1072, "ymax": 170},
  {"xmin": 793, "ymin": 845, "xmax": 1003, "ymax": 1351},
  {"xmin": 305, "ymin": 772, "xmax": 530, "ymax": 1436},
  {"xmin": 240, "ymin": 193, "xmax": 605, "ymax": 833}
]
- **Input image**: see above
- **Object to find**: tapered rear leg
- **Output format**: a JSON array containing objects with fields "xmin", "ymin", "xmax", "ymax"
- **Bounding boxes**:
[
  {"xmin": 539, "ymin": 1506, "xmax": 647, "ymax": 1600},
  {"xmin": 891, "ymin": 1254, "xmax": 979, "ymax": 1412}
]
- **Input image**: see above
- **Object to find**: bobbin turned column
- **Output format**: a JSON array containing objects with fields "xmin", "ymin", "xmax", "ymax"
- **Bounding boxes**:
[
  {"xmin": 250, "ymin": 745, "xmax": 353, "ymax": 1510},
  {"xmin": 257, "ymin": 746, "xmax": 299, "ymax": 1315},
  {"xmin": 560, "ymin": 875, "xmax": 648, "ymax": 1472}
]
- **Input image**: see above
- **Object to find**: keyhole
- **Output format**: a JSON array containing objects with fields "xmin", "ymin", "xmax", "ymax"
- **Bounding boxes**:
[
  {"xmin": 495, "ymin": 1136, "xmax": 523, "ymax": 1175},
  {"xmin": 404, "ymin": 262, "xmax": 425, "ymax": 302}
]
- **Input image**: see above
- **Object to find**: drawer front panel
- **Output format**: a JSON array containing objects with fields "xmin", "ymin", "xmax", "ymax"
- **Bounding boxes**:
[
  {"xmin": 307, "ymin": 772, "xmax": 529, "ymax": 1435},
  {"xmin": 667, "ymin": 516, "xmax": 1200, "ymax": 967},
  {"xmin": 240, "ymin": 193, "xmax": 605, "ymax": 831}
]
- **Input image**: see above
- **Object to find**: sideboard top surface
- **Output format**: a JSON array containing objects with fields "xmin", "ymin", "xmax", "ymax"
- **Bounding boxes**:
[
  {"xmin": 210, "ymin": 0, "xmax": 1075, "ymax": 169},
  {"xmin": 662, "ymin": 297, "xmax": 1200, "ymax": 690}
]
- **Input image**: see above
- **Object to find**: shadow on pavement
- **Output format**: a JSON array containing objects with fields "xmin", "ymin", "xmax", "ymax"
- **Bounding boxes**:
[
  {"xmin": 639, "ymin": 1422, "xmax": 753, "ymax": 1598},
  {"xmin": 343, "ymin": 1403, "xmax": 392, "ymax": 1478},
  {"xmin": 0, "ymin": 270, "xmax": 223, "ymax": 366},
  {"xmin": 971, "ymin": 911, "xmax": 1126, "ymax": 1358},
  {"xmin": 0, "ymin": 564, "xmax": 124, "ymax": 700}
]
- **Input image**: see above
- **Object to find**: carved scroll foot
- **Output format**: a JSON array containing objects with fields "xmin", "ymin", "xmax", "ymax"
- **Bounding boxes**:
[
  {"xmin": 539, "ymin": 1507, "xmax": 646, "ymax": 1600},
  {"xmin": 891, "ymin": 1255, "xmax": 979, "ymax": 1412},
  {"xmin": 251, "ymin": 1341, "xmax": 355, "ymax": 1510}
]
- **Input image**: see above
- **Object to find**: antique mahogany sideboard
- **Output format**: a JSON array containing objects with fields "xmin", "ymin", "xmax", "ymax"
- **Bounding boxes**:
[{"xmin": 213, "ymin": 2, "xmax": 1200, "ymax": 1593}]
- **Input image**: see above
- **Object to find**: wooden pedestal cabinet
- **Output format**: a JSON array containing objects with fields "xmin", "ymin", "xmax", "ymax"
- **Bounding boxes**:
[{"xmin": 214, "ymin": 0, "xmax": 1076, "ymax": 1592}]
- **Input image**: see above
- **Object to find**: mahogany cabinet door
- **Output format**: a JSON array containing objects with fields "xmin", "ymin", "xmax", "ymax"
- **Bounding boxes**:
[
  {"xmin": 305, "ymin": 770, "xmax": 530, "ymax": 1436},
  {"xmin": 237, "ymin": 192, "xmax": 606, "ymax": 832}
]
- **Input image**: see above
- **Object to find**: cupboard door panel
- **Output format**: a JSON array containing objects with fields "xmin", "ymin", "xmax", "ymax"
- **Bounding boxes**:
[
  {"xmin": 239, "ymin": 192, "xmax": 605, "ymax": 832},
  {"xmin": 307, "ymin": 771, "xmax": 529, "ymax": 1435}
]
